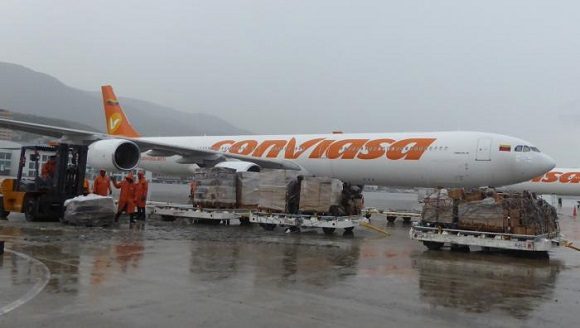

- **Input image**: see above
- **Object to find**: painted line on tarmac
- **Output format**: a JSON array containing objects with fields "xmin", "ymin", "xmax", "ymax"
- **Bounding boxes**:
[{"xmin": 0, "ymin": 249, "xmax": 51, "ymax": 316}]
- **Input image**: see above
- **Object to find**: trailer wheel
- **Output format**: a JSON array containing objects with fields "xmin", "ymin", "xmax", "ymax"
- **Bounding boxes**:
[
  {"xmin": 423, "ymin": 241, "xmax": 444, "ymax": 250},
  {"xmin": 344, "ymin": 227, "xmax": 354, "ymax": 232},
  {"xmin": 386, "ymin": 216, "xmax": 397, "ymax": 223},
  {"xmin": 403, "ymin": 217, "xmax": 412, "ymax": 223},
  {"xmin": 24, "ymin": 198, "xmax": 38, "ymax": 222},
  {"xmin": 322, "ymin": 228, "xmax": 335, "ymax": 235},
  {"xmin": 0, "ymin": 203, "xmax": 9, "ymax": 220},
  {"xmin": 161, "ymin": 215, "xmax": 175, "ymax": 222},
  {"xmin": 260, "ymin": 223, "xmax": 276, "ymax": 231}
]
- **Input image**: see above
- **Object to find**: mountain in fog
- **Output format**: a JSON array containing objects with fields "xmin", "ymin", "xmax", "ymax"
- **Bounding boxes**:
[{"xmin": 0, "ymin": 62, "xmax": 248, "ymax": 136}]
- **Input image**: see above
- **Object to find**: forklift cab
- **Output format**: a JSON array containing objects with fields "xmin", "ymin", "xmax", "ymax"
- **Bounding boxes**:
[{"xmin": 0, "ymin": 144, "xmax": 88, "ymax": 221}]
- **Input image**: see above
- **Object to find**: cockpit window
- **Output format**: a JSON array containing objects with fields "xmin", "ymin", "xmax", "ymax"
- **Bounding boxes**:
[
  {"xmin": 531, "ymin": 147, "xmax": 540, "ymax": 152},
  {"xmin": 514, "ymin": 145, "xmax": 523, "ymax": 152},
  {"xmin": 523, "ymin": 146, "xmax": 530, "ymax": 152}
]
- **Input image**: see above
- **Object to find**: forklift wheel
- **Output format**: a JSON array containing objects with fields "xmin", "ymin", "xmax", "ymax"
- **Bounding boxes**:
[{"xmin": 24, "ymin": 198, "xmax": 37, "ymax": 222}]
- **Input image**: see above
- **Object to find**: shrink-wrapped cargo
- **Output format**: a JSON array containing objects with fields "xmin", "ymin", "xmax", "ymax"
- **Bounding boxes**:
[
  {"xmin": 63, "ymin": 194, "xmax": 116, "ymax": 226},
  {"xmin": 236, "ymin": 171, "xmax": 261, "ymax": 208},
  {"xmin": 298, "ymin": 177, "xmax": 343, "ymax": 213},
  {"xmin": 193, "ymin": 167, "xmax": 237, "ymax": 208},
  {"xmin": 258, "ymin": 169, "xmax": 299, "ymax": 212},
  {"xmin": 457, "ymin": 197, "xmax": 504, "ymax": 232},
  {"xmin": 421, "ymin": 189, "xmax": 454, "ymax": 225}
]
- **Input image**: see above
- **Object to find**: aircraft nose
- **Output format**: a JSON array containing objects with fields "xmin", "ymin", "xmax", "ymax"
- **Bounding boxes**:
[{"xmin": 531, "ymin": 153, "xmax": 556, "ymax": 177}]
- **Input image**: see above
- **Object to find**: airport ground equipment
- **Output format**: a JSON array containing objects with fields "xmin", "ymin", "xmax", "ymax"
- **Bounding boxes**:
[
  {"xmin": 147, "ymin": 201, "xmax": 360, "ymax": 234},
  {"xmin": 0, "ymin": 144, "xmax": 88, "ymax": 221},
  {"xmin": 150, "ymin": 202, "xmax": 251, "ymax": 224},
  {"xmin": 249, "ymin": 212, "xmax": 359, "ymax": 235},
  {"xmin": 362, "ymin": 208, "xmax": 421, "ymax": 223},
  {"xmin": 409, "ymin": 223, "xmax": 561, "ymax": 253}
]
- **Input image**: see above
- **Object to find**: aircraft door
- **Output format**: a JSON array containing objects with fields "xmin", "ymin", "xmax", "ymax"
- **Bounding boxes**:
[{"xmin": 475, "ymin": 138, "xmax": 492, "ymax": 161}]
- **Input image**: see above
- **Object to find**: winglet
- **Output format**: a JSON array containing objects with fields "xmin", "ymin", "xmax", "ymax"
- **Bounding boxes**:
[{"xmin": 101, "ymin": 85, "xmax": 141, "ymax": 137}]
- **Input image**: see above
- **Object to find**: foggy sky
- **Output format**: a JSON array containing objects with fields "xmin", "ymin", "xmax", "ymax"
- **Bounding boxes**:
[{"xmin": 2, "ymin": 1, "xmax": 580, "ymax": 166}]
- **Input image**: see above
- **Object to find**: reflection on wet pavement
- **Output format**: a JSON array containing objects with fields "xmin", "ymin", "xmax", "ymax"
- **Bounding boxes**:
[{"xmin": 0, "ymin": 191, "xmax": 579, "ymax": 327}]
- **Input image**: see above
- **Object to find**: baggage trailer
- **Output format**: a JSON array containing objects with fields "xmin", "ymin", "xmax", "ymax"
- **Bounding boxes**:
[
  {"xmin": 250, "ymin": 211, "xmax": 360, "ymax": 235},
  {"xmin": 409, "ymin": 223, "xmax": 561, "ymax": 253},
  {"xmin": 363, "ymin": 208, "xmax": 421, "ymax": 223},
  {"xmin": 151, "ymin": 202, "xmax": 251, "ymax": 224}
]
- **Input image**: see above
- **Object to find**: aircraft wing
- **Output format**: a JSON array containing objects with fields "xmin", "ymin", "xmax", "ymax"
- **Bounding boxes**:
[
  {"xmin": 0, "ymin": 118, "xmax": 106, "ymax": 141},
  {"xmin": 0, "ymin": 118, "xmax": 301, "ymax": 170},
  {"xmin": 128, "ymin": 138, "xmax": 301, "ymax": 170}
]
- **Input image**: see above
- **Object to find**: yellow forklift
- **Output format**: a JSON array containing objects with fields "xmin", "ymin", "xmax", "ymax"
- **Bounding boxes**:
[{"xmin": 0, "ymin": 144, "xmax": 88, "ymax": 221}]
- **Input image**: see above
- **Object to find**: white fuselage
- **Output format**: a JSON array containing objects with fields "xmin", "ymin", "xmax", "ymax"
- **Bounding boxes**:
[
  {"xmin": 501, "ymin": 168, "xmax": 580, "ymax": 196},
  {"xmin": 135, "ymin": 131, "xmax": 554, "ymax": 188}
]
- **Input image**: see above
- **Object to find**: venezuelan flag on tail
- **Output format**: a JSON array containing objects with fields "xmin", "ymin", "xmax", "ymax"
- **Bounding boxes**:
[{"xmin": 101, "ymin": 85, "xmax": 141, "ymax": 138}]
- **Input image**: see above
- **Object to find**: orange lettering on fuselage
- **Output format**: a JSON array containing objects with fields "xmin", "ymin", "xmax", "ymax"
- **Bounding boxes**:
[
  {"xmin": 211, "ymin": 137, "xmax": 437, "ymax": 161},
  {"xmin": 540, "ymin": 171, "xmax": 562, "ymax": 183},
  {"xmin": 532, "ymin": 171, "xmax": 580, "ymax": 183},
  {"xmin": 252, "ymin": 140, "xmax": 287, "ymax": 158},
  {"xmin": 326, "ymin": 139, "xmax": 369, "ymax": 159},
  {"xmin": 386, "ymin": 138, "xmax": 437, "ymax": 160},
  {"xmin": 211, "ymin": 140, "xmax": 235, "ymax": 151},
  {"xmin": 309, "ymin": 140, "xmax": 335, "ymax": 159},
  {"xmin": 357, "ymin": 138, "xmax": 395, "ymax": 160},
  {"xmin": 229, "ymin": 140, "xmax": 258, "ymax": 155},
  {"xmin": 285, "ymin": 138, "xmax": 325, "ymax": 159}
]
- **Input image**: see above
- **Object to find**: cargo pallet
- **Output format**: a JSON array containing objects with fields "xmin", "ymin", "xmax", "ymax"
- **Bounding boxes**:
[
  {"xmin": 249, "ymin": 212, "xmax": 360, "ymax": 235},
  {"xmin": 363, "ymin": 208, "xmax": 421, "ymax": 223},
  {"xmin": 409, "ymin": 223, "xmax": 561, "ymax": 252}
]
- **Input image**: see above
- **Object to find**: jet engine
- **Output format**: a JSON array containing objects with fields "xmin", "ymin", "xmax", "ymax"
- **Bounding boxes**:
[
  {"xmin": 87, "ymin": 139, "xmax": 140, "ymax": 171},
  {"xmin": 214, "ymin": 161, "xmax": 261, "ymax": 172}
]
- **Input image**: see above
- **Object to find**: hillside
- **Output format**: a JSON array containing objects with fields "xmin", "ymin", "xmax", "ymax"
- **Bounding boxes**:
[{"xmin": 0, "ymin": 62, "xmax": 248, "ymax": 136}]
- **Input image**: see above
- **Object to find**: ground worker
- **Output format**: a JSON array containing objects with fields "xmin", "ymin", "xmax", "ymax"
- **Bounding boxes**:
[
  {"xmin": 189, "ymin": 180, "xmax": 197, "ymax": 203},
  {"xmin": 93, "ymin": 169, "xmax": 112, "ymax": 196},
  {"xmin": 83, "ymin": 178, "xmax": 90, "ymax": 196},
  {"xmin": 134, "ymin": 171, "xmax": 148, "ymax": 221},
  {"xmin": 112, "ymin": 172, "xmax": 136, "ymax": 223},
  {"xmin": 41, "ymin": 155, "xmax": 56, "ymax": 183}
]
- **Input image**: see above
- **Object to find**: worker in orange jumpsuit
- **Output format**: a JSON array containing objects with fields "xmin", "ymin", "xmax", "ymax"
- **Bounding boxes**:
[
  {"xmin": 134, "ymin": 171, "xmax": 148, "ymax": 221},
  {"xmin": 83, "ymin": 178, "xmax": 90, "ymax": 196},
  {"xmin": 93, "ymin": 169, "xmax": 112, "ymax": 196},
  {"xmin": 41, "ymin": 155, "xmax": 57, "ymax": 185},
  {"xmin": 112, "ymin": 173, "xmax": 136, "ymax": 223}
]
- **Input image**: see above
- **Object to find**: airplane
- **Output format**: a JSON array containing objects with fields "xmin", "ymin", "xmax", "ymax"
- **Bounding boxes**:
[
  {"xmin": 501, "ymin": 168, "xmax": 580, "ymax": 196},
  {"xmin": 0, "ymin": 85, "xmax": 555, "ymax": 188}
]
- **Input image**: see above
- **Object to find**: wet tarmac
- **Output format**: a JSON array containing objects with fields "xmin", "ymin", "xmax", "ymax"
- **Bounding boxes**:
[{"xmin": 1, "ymin": 187, "xmax": 579, "ymax": 327}]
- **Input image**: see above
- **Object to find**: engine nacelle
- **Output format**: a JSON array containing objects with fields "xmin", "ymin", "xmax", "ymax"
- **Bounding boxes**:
[
  {"xmin": 215, "ymin": 161, "xmax": 261, "ymax": 172},
  {"xmin": 88, "ymin": 139, "xmax": 141, "ymax": 171}
]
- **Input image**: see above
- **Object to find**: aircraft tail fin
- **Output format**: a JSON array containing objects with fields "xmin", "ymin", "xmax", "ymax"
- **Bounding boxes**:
[{"xmin": 101, "ymin": 85, "xmax": 141, "ymax": 137}]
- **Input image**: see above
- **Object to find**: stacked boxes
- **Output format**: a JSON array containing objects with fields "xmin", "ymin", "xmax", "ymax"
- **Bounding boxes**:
[
  {"xmin": 457, "ymin": 197, "xmax": 505, "ymax": 232},
  {"xmin": 236, "ymin": 171, "xmax": 261, "ymax": 208},
  {"xmin": 298, "ymin": 176, "xmax": 343, "ymax": 213},
  {"xmin": 257, "ymin": 169, "xmax": 299, "ymax": 213},
  {"xmin": 421, "ymin": 189, "xmax": 455, "ymax": 225},
  {"xmin": 421, "ymin": 188, "xmax": 560, "ymax": 236},
  {"xmin": 193, "ymin": 167, "xmax": 237, "ymax": 208}
]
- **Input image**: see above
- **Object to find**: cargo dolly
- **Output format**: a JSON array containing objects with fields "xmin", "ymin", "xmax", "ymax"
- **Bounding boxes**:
[
  {"xmin": 363, "ymin": 208, "xmax": 421, "ymax": 223},
  {"xmin": 150, "ymin": 202, "xmax": 251, "ymax": 224},
  {"xmin": 249, "ymin": 212, "xmax": 360, "ymax": 235},
  {"xmin": 409, "ymin": 222, "xmax": 562, "ymax": 253}
]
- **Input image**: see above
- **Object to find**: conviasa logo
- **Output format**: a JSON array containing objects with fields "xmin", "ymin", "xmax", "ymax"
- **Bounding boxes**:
[
  {"xmin": 211, "ymin": 138, "xmax": 437, "ymax": 160},
  {"xmin": 531, "ymin": 171, "xmax": 580, "ymax": 184},
  {"xmin": 109, "ymin": 113, "xmax": 123, "ymax": 133}
]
